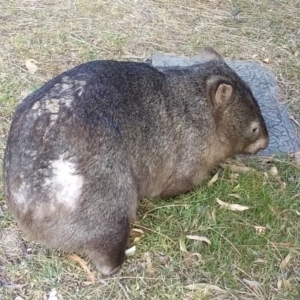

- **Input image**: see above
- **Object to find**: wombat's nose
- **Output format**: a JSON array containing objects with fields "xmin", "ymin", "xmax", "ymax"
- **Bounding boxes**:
[{"xmin": 256, "ymin": 137, "xmax": 269, "ymax": 152}]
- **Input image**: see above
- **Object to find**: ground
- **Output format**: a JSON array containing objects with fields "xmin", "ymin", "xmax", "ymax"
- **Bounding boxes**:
[{"xmin": 0, "ymin": 0, "xmax": 300, "ymax": 299}]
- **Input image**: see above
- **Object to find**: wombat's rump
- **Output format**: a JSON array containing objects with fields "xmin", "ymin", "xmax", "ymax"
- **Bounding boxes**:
[{"xmin": 3, "ymin": 47, "xmax": 269, "ymax": 275}]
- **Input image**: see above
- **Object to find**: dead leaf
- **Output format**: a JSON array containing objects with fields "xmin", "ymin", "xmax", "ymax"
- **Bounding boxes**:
[
  {"xmin": 291, "ymin": 193, "xmax": 300, "ymax": 200},
  {"xmin": 130, "ymin": 228, "xmax": 144, "ymax": 242},
  {"xmin": 47, "ymin": 288, "xmax": 58, "ymax": 300},
  {"xmin": 294, "ymin": 151, "xmax": 300, "ymax": 166},
  {"xmin": 220, "ymin": 163, "xmax": 253, "ymax": 173},
  {"xmin": 277, "ymin": 278, "xmax": 292, "ymax": 290},
  {"xmin": 269, "ymin": 205, "xmax": 279, "ymax": 216},
  {"xmin": 284, "ymin": 279, "xmax": 292, "ymax": 289},
  {"xmin": 179, "ymin": 235, "xmax": 188, "ymax": 253},
  {"xmin": 296, "ymin": 210, "xmax": 300, "ymax": 216},
  {"xmin": 229, "ymin": 173, "xmax": 239, "ymax": 180},
  {"xmin": 145, "ymin": 252, "xmax": 156, "ymax": 275},
  {"xmin": 280, "ymin": 253, "xmax": 291, "ymax": 269},
  {"xmin": 184, "ymin": 283, "xmax": 225, "ymax": 292},
  {"xmin": 253, "ymin": 258, "xmax": 266, "ymax": 264},
  {"xmin": 125, "ymin": 245, "xmax": 136, "ymax": 257},
  {"xmin": 68, "ymin": 254, "xmax": 96, "ymax": 284},
  {"xmin": 208, "ymin": 172, "xmax": 219, "ymax": 187},
  {"xmin": 268, "ymin": 169, "xmax": 286, "ymax": 192},
  {"xmin": 259, "ymin": 156, "xmax": 275, "ymax": 164},
  {"xmin": 242, "ymin": 278, "xmax": 260, "ymax": 291},
  {"xmin": 25, "ymin": 59, "xmax": 38, "ymax": 74},
  {"xmin": 186, "ymin": 235, "xmax": 211, "ymax": 245},
  {"xmin": 280, "ymin": 181, "xmax": 287, "ymax": 191},
  {"xmin": 130, "ymin": 228, "xmax": 144, "ymax": 235},
  {"xmin": 277, "ymin": 278, "xmax": 283, "ymax": 290},
  {"xmin": 232, "ymin": 184, "xmax": 240, "ymax": 191},
  {"xmin": 269, "ymin": 166, "xmax": 278, "ymax": 176},
  {"xmin": 254, "ymin": 225, "xmax": 266, "ymax": 235},
  {"xmin": 228, "ymin": 193, "xmax": 242, "ymax": 200},
  {"xmin": 82, "ymin": 281, "xmax": 95, "ymax": 286},
  {"xmin": 206, "ymin": 209, "xmax": 216, "ymax": 223},
  {"xmin": 216, "ymin": 198, "xmax": 249, "ymax": 211},
  {"xmin": 189, "ymin": 253, "xmax": 202, "ymax": 260},
  {"xmin": 183, "ymin": 252, "xmax": 203, "ymax": 267},
  {"xmin": 211, "ymin": 209, "xmax": 216, "ymax": 223},
  {"xmin": 225, "ymin": 158, "xmax": 246, "ymax": 167},
  {"xmin": 271, "ymin": 242, "xmax": 292, "ymax": 248}
]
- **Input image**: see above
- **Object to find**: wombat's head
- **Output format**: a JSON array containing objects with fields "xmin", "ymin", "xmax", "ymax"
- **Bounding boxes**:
[{"xmin": 199, "ymin": 47, "xmax": 269, "ymax": 155}]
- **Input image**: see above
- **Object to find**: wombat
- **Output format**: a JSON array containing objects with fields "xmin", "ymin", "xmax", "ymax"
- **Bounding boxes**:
[{"xmin": 3, "ymin": 47, "xmax": 269, "ymax": 276}]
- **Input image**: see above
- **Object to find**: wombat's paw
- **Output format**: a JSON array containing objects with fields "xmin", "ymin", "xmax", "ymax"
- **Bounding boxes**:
[
  {"xmin": 97, "ymin": 264, "xmax": 122, "ymax": 276},
  {"xmin": 88, "ymin": 246, "xmax": 126, "ymax": 276}
]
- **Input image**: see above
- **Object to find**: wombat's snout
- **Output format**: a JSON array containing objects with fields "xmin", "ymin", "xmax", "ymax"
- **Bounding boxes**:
[
  {"xmin": 245, "ymin": 136, "xmax": 269, "ymax": 154},
  {"xmin": 243, "ymin": 119, "xmax": 269, "ymax": 154}
]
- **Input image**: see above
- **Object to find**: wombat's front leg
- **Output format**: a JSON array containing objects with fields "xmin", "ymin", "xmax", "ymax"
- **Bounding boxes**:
[
  {"xmin": 85, "ymin": 214, "xmax": 129, "ymax": 276},
  {"xmin": 81, "ymin": 181, "xmax": 137, "ymax": 276}
]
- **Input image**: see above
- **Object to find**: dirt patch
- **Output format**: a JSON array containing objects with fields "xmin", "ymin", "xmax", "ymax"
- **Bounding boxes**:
[{"xmin": 0, "ymin": 229, "xmax": 23, "ymax": 264}]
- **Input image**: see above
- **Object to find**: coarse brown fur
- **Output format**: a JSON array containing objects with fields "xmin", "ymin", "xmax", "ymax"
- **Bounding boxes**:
[{"xmin": 3, "ymin": 47, "xmax": 269, "ymax": 275}]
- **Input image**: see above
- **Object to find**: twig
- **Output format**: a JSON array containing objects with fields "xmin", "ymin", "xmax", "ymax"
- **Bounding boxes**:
[
  {"xmin": 116, "ymin": 279, "xmax": 131, "ymax": 300},
  {"xmin": 69, "ymin": 35, "xmax": 112, "ymax": 55},
  {"xmin": 131, "ymin": 223, "xmax": 176, "ymax": 244},
  {"xmin": 289, "ymin": 114, "xmax": 300, "ymax": 127},
  {"xmin": 4, "ymin": 283, "xmax": 28, "ymax": 289}
]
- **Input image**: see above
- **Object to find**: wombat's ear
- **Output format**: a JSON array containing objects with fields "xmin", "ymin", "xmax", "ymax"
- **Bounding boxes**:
[
  {"xmin": 207, "ymin": 78, "xmax": 234, "ymax": 109},
  {"xmin": 198, "ymin": 46, "xmax": 223, "ymax": 62}
]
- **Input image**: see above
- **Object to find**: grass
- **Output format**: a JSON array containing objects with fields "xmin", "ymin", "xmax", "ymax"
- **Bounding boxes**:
[{"xmin": 0, "ymin": 0, "xmax": 300, "ymax": 299}]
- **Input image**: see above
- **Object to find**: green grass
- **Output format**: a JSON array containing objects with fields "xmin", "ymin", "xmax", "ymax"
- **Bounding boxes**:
[{"xmin": 0, "ymin": 0, "xmax": 300, "ymax": 299}]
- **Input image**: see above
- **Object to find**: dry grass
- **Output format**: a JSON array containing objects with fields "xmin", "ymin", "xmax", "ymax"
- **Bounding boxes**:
[
  {"xmin": 0, "ymin": 0, "xmax": 299, "ymax": 124},
  {"xmin": 0, "ymin": 0, "xmax": 300, "ymax": 299}
]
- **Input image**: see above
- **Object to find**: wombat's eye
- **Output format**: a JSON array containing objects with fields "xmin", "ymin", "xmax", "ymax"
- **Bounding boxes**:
[{"xmin": 250, "ymin": 121, "xmax": 259, "ymax": 135}]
